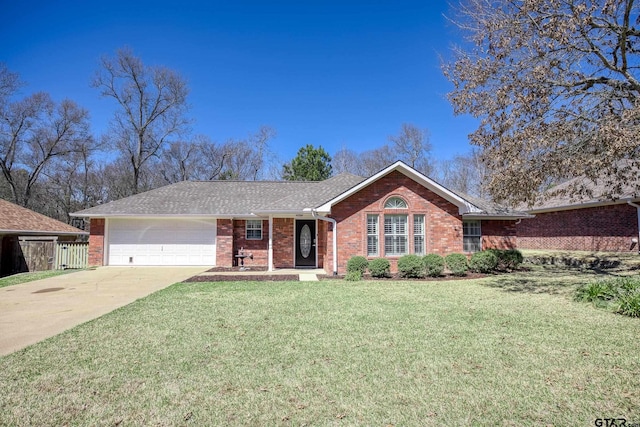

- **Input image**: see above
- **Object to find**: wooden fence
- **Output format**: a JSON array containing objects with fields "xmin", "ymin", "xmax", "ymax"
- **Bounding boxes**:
[{"xmin": 54, "ymin": 242, "xmax": 89, "ymax": 270}]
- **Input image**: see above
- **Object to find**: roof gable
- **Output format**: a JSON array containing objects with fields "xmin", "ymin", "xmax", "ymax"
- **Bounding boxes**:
[
  {"xmin": 316, "ymin": 161, "xmax": 482, "ymax": 215},
  {"xmin": 0, "ymin": 199, "xmax": 86, "ymax": 235}
]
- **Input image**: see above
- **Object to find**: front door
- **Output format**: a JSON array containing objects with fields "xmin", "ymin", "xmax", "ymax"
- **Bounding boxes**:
[{"xmin": 295, "ymin": 219, "xmax": 316, "ymax": 267}]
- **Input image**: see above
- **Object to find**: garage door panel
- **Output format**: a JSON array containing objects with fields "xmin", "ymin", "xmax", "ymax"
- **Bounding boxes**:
[{"xmin": 108, "ymin": 219, "xmax": 216, "ymax": 266}]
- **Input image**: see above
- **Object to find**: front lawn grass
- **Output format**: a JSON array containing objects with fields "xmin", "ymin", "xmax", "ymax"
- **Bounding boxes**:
[
  {"xmin": 1, "ymin": 276, "xmax": 639, "ymax": 425},
  {"xmin": 0, "ymin": 269, "xmax": 79, "ymax": 289}
]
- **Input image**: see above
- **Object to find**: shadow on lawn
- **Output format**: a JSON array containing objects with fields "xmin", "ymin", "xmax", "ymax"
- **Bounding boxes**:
[{"xmin": 483, "ymin": 265, "xmax": 622, "ymax": 295}]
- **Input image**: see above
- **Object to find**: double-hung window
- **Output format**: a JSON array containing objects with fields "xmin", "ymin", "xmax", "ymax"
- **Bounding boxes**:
[
  {"xmin": 246, "ymin": 219, "xmax": 263, "ymax": 240},
  {"xmin": 413, "ymin": 214, "xmax": 425, "ymax": 255},
  {"xmin": 367, "ymin": 214, "xmax": 379, "ymax": 256},
  {"xmin": 463, "ymin": 220, "xmax": 482, "ymax": 252},
  {"xmin": 384, "ymin": 215, "xmax": 408, "ymax": 256}
]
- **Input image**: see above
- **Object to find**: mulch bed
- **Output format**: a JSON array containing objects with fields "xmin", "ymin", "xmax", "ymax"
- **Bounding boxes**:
[
  {"xmin": 184, "ymin": 271, "xmax": 490, "ymax": 282},
  {"xmin": 318, "ymin": 272, "xmax": 488, "ymax": 281},
  {"xmin": 184, "ymin": 274, "xmax": 299, "ymax": 282}
]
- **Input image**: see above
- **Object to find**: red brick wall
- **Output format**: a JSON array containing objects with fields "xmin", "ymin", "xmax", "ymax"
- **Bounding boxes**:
[
  {"xmin": 517, "ymin": 204, "xmax": 639, "ymax": 252},
  {"xmin": 232, "ymin": 220, "xmax": 269, "ymax": 268},
  {"xmin": 273, "ymin": 218, "xmax": 294, "ymax": 268},
  {"xmin": 88, "ymin": 218, "xmax": 105, "ymax": 266},
  {"xmin": 216, "ymin": 219, "xmax": 233, "ymax": 267},
  {"xmin": 482, "ymin": 220, "xmax": 517, "ymax": 250},
  {"xmin": 317, "ymin": 220, "xmax": 326, "ymax": 269},
  {"xmin": 328, "ymin": 170, "xmax": 465, "ymax": 273}
]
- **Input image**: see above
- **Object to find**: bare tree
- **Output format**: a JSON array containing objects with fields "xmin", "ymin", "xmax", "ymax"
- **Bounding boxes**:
[
  {"xmin": 436, "ymin": 148, "xmax": 488, "ymax": 198},
  {"xmin": 44, "ymin": 141, "xmax": 106, "ymax": 223},
  {"xmin": 388, "ymin": 123, "xmax": 434, "ymax": 175},
  {"xmin": 92, "ymin": 47, "xmax": 190, "ymax": 195},
  {"xmin": 443, "ymin": 0, "xmax": 640, "ymax": 205},
  {"xmin": 155, "ymin": 126, "xmax": 277, "ymax": 184},
  {"xmin": 0, "ymin": 87, "xmax": 93, "ymax": 207}
]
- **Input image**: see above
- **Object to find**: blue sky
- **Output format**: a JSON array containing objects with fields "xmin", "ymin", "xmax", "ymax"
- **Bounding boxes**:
[{"xmin": 1, "ymin": 1, "xmax": 478, "ymax": 164}]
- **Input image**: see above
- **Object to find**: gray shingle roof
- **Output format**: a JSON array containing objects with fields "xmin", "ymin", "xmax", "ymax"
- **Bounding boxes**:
[
  {"xmin": 72, "ymin": 168, "xmax": 525, "ymax": 219},
  {"xmin": 0, "ymin": 198, "xmax": 87, "ymax": 234},
  {"xmin": 456, "ymin": 192, "xmax": 532, "ymax": 218},
  {"xmin": 526, "ymin": 174, "xmax": 640, "ymax": 212},
  {"xmin": 72, "ymin": 173, "xmax": 366, "ymax": 217}
]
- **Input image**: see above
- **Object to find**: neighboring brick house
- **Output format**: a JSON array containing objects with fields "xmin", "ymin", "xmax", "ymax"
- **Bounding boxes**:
[
  {"xmin": 517, "ymin": 175, "xmax": 640, "ymax": 252},
  {"xmin": 0, "ymin": 199, "xmax": 87, "ymax": 276},
  {"xmin": 72, "ymin": 161, "xmax": 529, "ymax": 274}
]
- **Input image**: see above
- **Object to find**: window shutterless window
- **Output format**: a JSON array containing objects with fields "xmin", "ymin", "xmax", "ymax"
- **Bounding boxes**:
[
  {"xmin": 246, "ymin": 219, "xmax": 263, "ymax": 240},
  {"xmin": 367, "ymin": 214, "xmax": 379, "ymax": 256},
  {"xmin": 384, "ymin": 214, "xmax": 408, "ymax": 256},
  {"xmin": 463, "ymin": 220, "xmax": 481, "ymax": 252},
  {"xmin": 384, "ymin": 197, "xmax": 408, "ymax": 209},
  {"xmin": 413, "ymin": 214, "xmax": 425, "ymax": 255}
]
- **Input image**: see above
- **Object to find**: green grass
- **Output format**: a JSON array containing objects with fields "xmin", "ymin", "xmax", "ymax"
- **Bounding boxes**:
[
  {"xmin": 0, "ymin": 269, "xmax": 79, "ymax": 288},
  {"xmin": 1, "ymin": 271, "xmax": 639, "ymax": 425}
]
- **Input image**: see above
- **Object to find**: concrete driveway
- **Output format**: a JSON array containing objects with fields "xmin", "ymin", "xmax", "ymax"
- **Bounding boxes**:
[{"xmin": 0, "ymin": 266, "xmax": 207, "ymax": 356}]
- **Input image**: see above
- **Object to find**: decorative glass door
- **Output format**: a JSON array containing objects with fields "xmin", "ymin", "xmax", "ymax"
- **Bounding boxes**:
[{"xmin": 295, "ymin": 219, "xmax": 316, "ymax": 267}]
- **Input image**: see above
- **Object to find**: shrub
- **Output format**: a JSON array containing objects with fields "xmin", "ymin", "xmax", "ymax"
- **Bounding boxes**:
[
  {"xmin": 423, "ymin": 254, "xmax": 445, "ymax": 277},
  {"xmin": 575, "ymin": 281, "xmax": 616, "ymax": 304},
  {"xmin": 491, "ymin": 249, "xmax": 524, "ymax": 271},
  {"xmin": 346, "ymin": 256, "xmax": 369, "ymax": 274},
  {"xmin": 575, "ymin": 276, "xmax": 640, "ymax": 317},
  {"xmin": 397, "ymin": 254, "xmax": 424, "ymax": 278},
  {"xmin": 445, "ymin": 253, "xmax": 468, "ymax": 276},
  {"xmin": 469, "ymin": 250, "xmax": 499, "ymax": 273},
  {"xmin": 344, "ymin": 271, "xmax": 362, "ymax": 282},
  {"xmin": 616, "ymin": 291, "xmax": 640, "ymax": 317},
  {"xmin": 368, "ymin": 258, "xmax": 391, "ymax": 278}
]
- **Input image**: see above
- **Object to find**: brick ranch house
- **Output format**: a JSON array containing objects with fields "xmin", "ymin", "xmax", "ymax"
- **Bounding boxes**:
[
  {"xmin": 517, "ymin": 174, "xmax": 640, "ymax": 252},
  {"xmin": 73, "ymin": 161, "xmax": 530, "ymax": 274}
]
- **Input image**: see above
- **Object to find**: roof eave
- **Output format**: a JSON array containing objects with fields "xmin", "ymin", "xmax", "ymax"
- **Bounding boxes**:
[
  {"xmin": 527, "ymin": 197, "xmax": 640, "ymax": 214},
  {"xmin": 462, "ymin": 213, "xmax": 535, "ymax": 220},
  {"xmin": 0, "ymin": 229, "xmax": 88, "ymax": 236}
]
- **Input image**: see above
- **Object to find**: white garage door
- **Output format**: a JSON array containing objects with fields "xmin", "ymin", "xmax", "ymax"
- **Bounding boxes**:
[{"xmin": 108, "ymin": 218, "xmax": 216, "ymax": 266}]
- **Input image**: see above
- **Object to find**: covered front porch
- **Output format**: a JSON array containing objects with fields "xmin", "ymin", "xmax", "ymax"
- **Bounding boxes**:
[{"xmin": 217, "ymin": 213, "xmax": 337, "ymax": 274}]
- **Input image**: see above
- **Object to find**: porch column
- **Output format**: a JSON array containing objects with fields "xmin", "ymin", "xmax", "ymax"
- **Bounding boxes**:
[{"xmin": 268, "ymin": 215, "xmax": 274, "ymax": 271}]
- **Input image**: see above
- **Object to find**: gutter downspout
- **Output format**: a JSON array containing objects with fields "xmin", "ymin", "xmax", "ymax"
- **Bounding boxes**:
[
  {"xmin": 312, "ymin": 210, "xmax": 338, "ymax": 275},
  {"xmin": 627, "ymin": 201, "xmax": 640, "ymax": 254},
  {"xmin": 268, "ymin": 215, "xmax": 274, "ymax": 271}
]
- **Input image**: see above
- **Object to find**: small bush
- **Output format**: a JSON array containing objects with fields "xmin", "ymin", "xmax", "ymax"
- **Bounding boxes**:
[
  {"xmin": 397, "ymin": 254, "xmax": 424, "ymax": 278},
  {"xmin": 368, "ymin": 258, "xmax": 391, "ymax": 278},
  {"xmin": 344, "ymin": 271, "xmax": 362, "ymax": 282},
  {"xmin": 423, "ymin": 254, "xmax": 445, "ymax": 277},
  {"xmin": 347, "ymin": 256, "xmax": 369, "ymax": 274},
  {"xmin": 469, "ymin": 250, "xmax": 499, "ymax": 273},
  {"xmin": 445, "ymin": 253, "xmax": 468, "ymax": 276},
  {"xmin": 491, "ymin": 249, "xmax": 524, "ymax": 271}
]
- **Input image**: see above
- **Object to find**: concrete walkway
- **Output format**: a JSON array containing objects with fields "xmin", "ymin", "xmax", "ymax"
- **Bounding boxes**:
[{"xmin": 0, "ymin": 266, "xmax": 206, "ymax": 356}]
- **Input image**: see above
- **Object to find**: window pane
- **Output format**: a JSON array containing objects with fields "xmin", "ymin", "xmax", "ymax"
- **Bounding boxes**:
[
  {"xmin": 367, "ymin": 214, "xmax": 378, "ymax": 256},
  {"xmin": 384, "ymin": 215, "xmax": 408, "ymax": 256},
  {"xmin": 246, "ymin": 220, "xmax": 262, "ymax": 240},
  {"xmin": 414, "ymin": 214, "xmax": 425, "ymax": 255},
  {"xmin": 462, "ymin": 220, "xmax": 481, "ymax": 252},
  {"xmin": 384, "ymin": 197, "xmax": 407, "ymax": 209}
]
